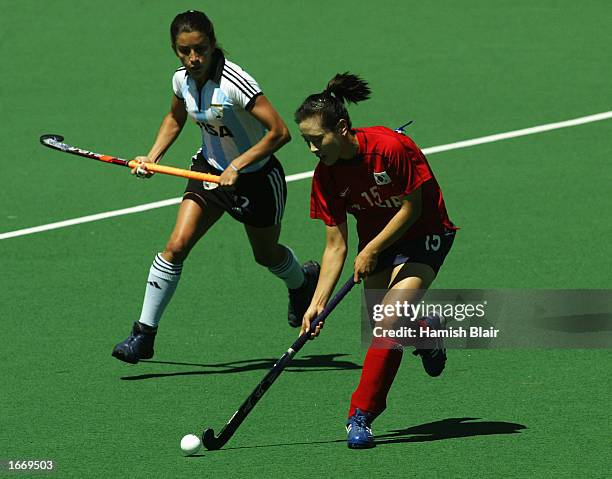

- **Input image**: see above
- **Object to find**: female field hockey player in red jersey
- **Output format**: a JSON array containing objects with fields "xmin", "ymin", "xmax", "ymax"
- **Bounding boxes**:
[
  {"xmin": 112, "ymin": 10, "xmax": 319, "ymax": 364},
  {"xmin": 295, "ymin": 73, "xmax": 457, "ymax": 448}
]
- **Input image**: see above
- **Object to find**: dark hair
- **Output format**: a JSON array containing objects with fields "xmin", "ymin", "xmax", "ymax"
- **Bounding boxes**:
[
  {"xmin": 294, "ymin": 72, "xmax": 371, "ymax": 130},
  {"xmin": 170, "ymin": 10, "xmax": 217, "ymax": 50}
]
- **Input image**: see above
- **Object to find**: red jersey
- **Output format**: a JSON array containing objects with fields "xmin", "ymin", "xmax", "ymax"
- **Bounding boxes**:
[{"xmin": 310, "ymin": 126, "xmax": 456, "ymax": 251}]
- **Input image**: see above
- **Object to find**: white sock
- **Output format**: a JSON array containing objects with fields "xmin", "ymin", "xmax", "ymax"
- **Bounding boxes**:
[
  {"xmin": 138, "ymin": 253, "xmax": 183, "ymax": 328},
  {"xmin": 268, "ymin": 246, "xmax": 305, "ymax": 290}
]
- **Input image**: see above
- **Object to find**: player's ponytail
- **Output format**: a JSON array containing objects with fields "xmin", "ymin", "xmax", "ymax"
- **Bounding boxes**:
[
  {"xmin": 295, "ymin": 72, "xmax": 371, "ymax": 130},
  {"xmin": 323, "ymin": 72, "xmax": 371, "ymax": 105}
]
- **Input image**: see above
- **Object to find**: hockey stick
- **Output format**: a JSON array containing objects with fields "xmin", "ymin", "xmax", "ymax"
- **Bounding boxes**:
[
  {"xmin": 39, "ymin": 134, "xmax": 220, "ymax": 183},
  {"xmin": 394, "ymin": 120, "xmax": 414, "ymax": 133},
  {"xmin": 201, "ymin": 276, "xmax": 357, "ymax": 450}
]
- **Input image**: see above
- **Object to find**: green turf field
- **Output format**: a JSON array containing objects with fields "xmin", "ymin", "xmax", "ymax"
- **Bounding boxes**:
[{"xmin": 2, "ymin": 1, "xmax": 611, "ymax": 477}]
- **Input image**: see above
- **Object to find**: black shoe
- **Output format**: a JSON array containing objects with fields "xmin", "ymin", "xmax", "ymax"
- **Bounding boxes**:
[
  {"xmin": 287, "ymin": 261, "xmax": 320, "ymax": 327},
  {"xmin": 112, "ymin": 321, "xmax": 157, "ymax": 364},
  {"xmin": 413, "ymin": 314, "xmax": 447, "ymax": 377}
]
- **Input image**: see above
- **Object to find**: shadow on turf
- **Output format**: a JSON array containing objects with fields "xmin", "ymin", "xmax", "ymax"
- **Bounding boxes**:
[
  {"xmin": 375, "ymin": 417, "xmax": 527, "ymax": 444},
  {"xmin": 216, "ymin": 417, "xmax": 526, "ymax": 451},
  {"xmin": 119, "ymin": 353, "xmax": 360, "ymax": 380}
]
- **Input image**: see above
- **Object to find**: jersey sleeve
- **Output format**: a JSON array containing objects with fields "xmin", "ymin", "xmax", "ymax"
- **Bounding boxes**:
[
  {"xmin": 386, "ymin": 138, "xmax": 432, "ymax": 196},
  {"xmin": 310, "ymin": 164, "xmax": 347, "ymax": 226},
  {"xmin": 172, "ymin": 70, "xmax": 186, "ymax": 100},
  {"xmin": 222, "ymin": 64, "xmax": 263, "ymax": 111}
]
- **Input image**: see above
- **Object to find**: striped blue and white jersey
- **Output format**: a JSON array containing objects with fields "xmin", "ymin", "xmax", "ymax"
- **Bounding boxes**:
[{"xmin": 172, "ymin": 50, "xmax": 268, "ymax": 172}]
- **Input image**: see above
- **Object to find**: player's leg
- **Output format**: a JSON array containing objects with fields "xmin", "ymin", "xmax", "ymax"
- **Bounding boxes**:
[
  {"xmin": 138, "ymin": 198, "xmax": 223, "ymax": 327},
  {"xmin": 395, "ymin": 265, "xmax": 448, "ymax": 378},
  {"xmin": 243, "ymin": 222, "xmax": 285, "ymax": 267},
  {"xmin": 237, "ymin": 156, "xmax": 319, "ymax": 327},
  {"xmin": 112, "ymin": 197, "xmax": 224, "ymax": 364},
  {"xmin": 347, "ymin": 231, "xmax": 455, "ymax": 448},
  {"xmin": 244, "ymin": 223, "xmax": 320, "ymax": 327},
  {"xmin": 346, "ymin": 263, "xmax": 436, "ymax": 449}
]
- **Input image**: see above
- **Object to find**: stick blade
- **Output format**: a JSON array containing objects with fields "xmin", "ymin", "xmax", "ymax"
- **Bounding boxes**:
[
  {"xmin": 40, "ymin": 134, "xmax": 64, "ymax": 145},
  {"xmin": 201, "ymin": 428, "xmax": 222, "ymax": 451}
]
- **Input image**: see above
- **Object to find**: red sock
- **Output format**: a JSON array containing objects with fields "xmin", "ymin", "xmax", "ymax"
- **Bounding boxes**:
[{"xmin": 348, "ymin": 337, "xmax": 403, "ymax": 419}]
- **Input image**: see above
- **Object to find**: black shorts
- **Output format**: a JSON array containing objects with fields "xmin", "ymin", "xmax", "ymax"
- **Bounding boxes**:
[
  {"xmin": 373, "ymin": 230, "xmax": 456, "ymax": 275},
  {"xmin": 184, "ymin": 154, "xmax": 287, "ymax": 227}
]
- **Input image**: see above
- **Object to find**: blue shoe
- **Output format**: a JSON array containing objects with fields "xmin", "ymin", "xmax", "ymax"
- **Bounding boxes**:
[
  {"xmin": 346, "ymin": 409, "xmax": 375, "ymax": 449},
  {"xmin": 112, "ymin": 321, "xmax": 157, "ymax": 364},
  {"xmin": 413, "ymin": 314, "xmax": 447, "ymax": 377},
  {"xmin": 288, "ymin": 261, "xmax": 320, "ymax": 327}
]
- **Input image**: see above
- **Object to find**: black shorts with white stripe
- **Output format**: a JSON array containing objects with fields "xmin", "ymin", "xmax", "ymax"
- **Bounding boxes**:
[{"xmin": 183, "ymin": 153, "xmax": 287, "ymax": 227}]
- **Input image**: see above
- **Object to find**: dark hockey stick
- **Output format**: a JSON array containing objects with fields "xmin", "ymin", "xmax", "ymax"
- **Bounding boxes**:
[{"xmin": 201, "ymin": 276, "xmax": 357, "ymax": 450}]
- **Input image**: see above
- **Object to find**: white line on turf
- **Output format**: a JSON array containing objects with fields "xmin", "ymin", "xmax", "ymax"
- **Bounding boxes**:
[
  {"xmin": 0, "ymin": 198, "xmax": 182, "ymax": 240},
  {"xmin": 421, "ymin": 110, "xmax": 612, "ymax": 155},
  {"xmin": 2, "ymin": 110, "xmax": 611, "ymax": 241}
]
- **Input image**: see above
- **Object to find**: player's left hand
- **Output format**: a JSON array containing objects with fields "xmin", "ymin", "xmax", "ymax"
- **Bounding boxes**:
[
  {"xmin": 219, "ymin": 165, "xmax": 239, "ymax": 189},
  {"xmin": 131, "ymin": 156, "xmax": 156, "ymax": 179},
  {"xmin": 354, "ymin": 248, "xmax": 378, "ymax": 282}
]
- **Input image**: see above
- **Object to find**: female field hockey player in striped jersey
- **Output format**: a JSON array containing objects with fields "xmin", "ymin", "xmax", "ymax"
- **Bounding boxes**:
[
  {"xmin": 295, "ymin": 73, "xmax": 457, "ymax": 448},
  {"xmin": 112, "ymin": 10, "xmax": 319, "ymax": 364}
]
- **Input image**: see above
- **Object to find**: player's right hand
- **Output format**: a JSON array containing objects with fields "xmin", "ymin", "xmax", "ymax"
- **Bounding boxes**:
[
  {"xmin": 131, "ymin": 156, "xmax": 155, "ymax": 179},
  {"xmin": 301, "ymin": 304, "xmax": 325, "ymax": 339}
]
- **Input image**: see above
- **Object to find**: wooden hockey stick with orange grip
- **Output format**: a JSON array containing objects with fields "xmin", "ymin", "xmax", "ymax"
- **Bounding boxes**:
[{"xmin": 40, "ymin": 134, "xmax": 220, "ymax": 183}]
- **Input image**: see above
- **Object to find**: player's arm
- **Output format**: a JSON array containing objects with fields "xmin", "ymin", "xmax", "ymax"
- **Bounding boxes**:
[
  {"xmin": 354, "ymin": 187, "xmax": 422, "ymax": 281},
  {"xmin": 232, "ymin": 95, "xmax": 291, "ymax": 169},
  {"xmin": 217, "ymin": 95, "xmax": 290, "ymax": 186},
  {"xmin": 145, "ymin": 95, "xmax": 188, "ymax": 163},
  {"xmin": 132, "ymin": 95, "xmax": 188, "ymax": 176},
  {"xmin": 301, "ymin": 222, "xmax": 349, "ymax": 338}
]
